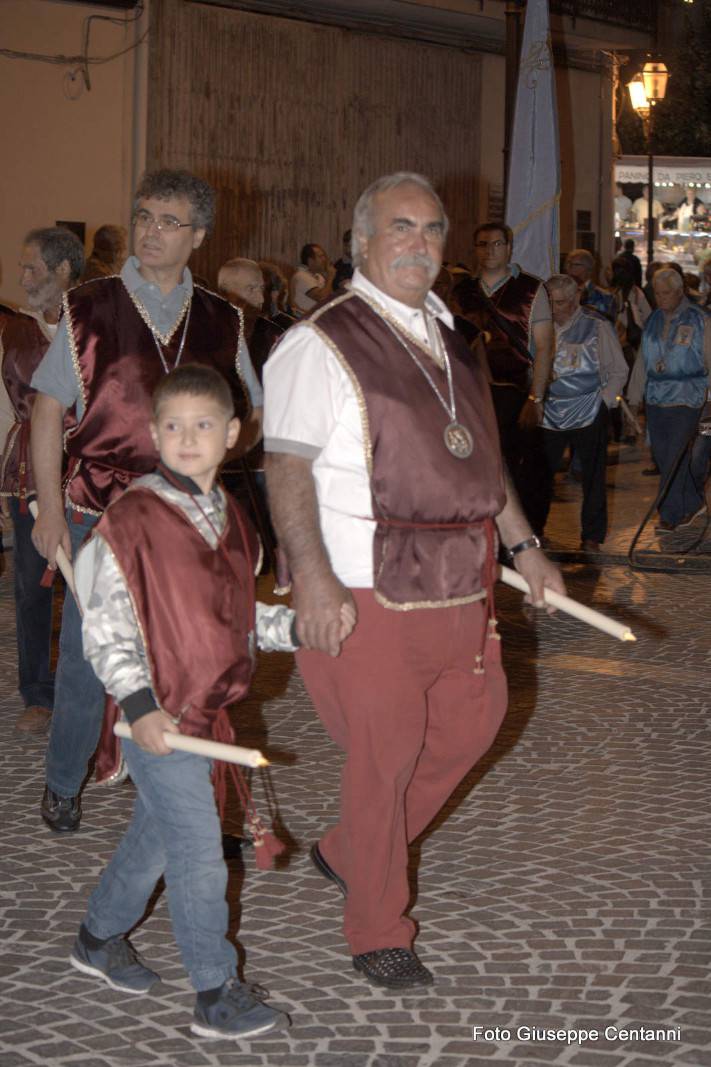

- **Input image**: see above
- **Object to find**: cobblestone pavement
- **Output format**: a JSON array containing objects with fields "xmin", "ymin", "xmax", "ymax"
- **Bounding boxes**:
[{"xmin": 1, "ymin": 443, "xmax": 710, "ymax": 1067}]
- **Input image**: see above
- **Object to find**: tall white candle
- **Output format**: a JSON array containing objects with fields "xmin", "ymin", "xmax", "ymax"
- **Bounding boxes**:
[
  {"xmin": 499, "ymin": 565, "xmax": 636, "ymax": 643},
  {"xmin": 113, "ymin": 721, "xmax": 267, "ymax": 767}
]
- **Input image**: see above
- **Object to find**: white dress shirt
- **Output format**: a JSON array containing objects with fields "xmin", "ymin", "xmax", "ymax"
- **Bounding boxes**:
[{"xmin": 263, "ymin": 268, "xmax": 453, "ymax": 587}]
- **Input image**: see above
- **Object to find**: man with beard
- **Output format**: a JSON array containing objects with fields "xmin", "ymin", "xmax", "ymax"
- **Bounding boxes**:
[
  {"xmin": 1, "ymin": 227, "xmax": 85, "ymax": 733},
  {"xmin": 264, "ymin": 172, "xmax": 564, "ymax": 990},
  {"xmin": 30, "ymin": 169, "xmax": 261, "ymax": 833}
]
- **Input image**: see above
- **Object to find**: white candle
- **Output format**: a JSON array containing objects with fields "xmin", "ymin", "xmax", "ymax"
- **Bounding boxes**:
[
  {"xmin": 499, "ymin": 564, "xmax": 636, "ymax": 643},
  {"xmin": 113, "ymin": 721, "xmax": 268, "ymax": 767}
]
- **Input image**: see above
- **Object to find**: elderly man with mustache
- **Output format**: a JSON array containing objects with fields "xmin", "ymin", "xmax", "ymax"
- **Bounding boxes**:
[{"xmin": 264, "ymin": 172, "xmax": 564, "ymax": 991}]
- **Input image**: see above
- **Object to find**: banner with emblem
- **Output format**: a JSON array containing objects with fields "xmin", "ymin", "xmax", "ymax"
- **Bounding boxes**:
[{"xmin": 505, "ymin": 0, "xmax": 560, "ymax": 281}]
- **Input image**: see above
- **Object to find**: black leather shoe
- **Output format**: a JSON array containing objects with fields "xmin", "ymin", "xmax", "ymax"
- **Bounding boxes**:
[
  {"xmin": 41, "ymin": 785, "xmax": 81, "ymax": 833},
  {"xmin": 309, "ymin": 843, "xmax": 347, "ymax": 897},
  {"xmin": 352, "ymin": 948, "xmax": 434, "ymax": 989}
]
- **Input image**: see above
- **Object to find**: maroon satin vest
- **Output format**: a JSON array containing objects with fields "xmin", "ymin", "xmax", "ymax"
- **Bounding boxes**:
[
  {"xmin": 63, "ymin": 278, "xmax": 250, "ymax": 513},
  {"xmin": 312, "ymin": 293, "xmax": 506, "ymax": 608},
  {"xmin": 470, "ymin": 271, "xmax": 542, "ymax": 390},
  {"xmin": 0, "ymin": 312, "xmax": 50, "ymax": 499},
  {"xmin": 98, "ymin": 485, "xmax": 259, "ymax": 735}
]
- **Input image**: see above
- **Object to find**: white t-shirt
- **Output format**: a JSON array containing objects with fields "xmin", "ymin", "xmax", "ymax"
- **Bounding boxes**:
[
  {"xmin": 263, "ymin": 269, "xmax": 453, "ymax": 587},
  {"xmin": 289, "ymin": 266, "xmax": 325, "ymax": 318}
]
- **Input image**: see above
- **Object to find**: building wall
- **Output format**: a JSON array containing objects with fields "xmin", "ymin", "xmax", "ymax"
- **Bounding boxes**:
[
  {"xmin": 148, "ymin": 0, "xmax": 483, "ymax": 283},
  {"xmin": 0, "ymin": 0, "xmax": 618, "ymax": 306},
  {"xmin": 0, "ymin": 0, "xmax": 147, "ymax": 307}
]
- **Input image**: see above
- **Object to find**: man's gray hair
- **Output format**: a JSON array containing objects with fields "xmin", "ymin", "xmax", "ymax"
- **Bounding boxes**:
[
  {"xmin": 350, "ymin": 172, "xmax": 449, "ymax": 267},
  {"xmin": 653, "ymin": 267, "xmax": 684, "ymax": 291},
  {"xmin": 24, "ymin": 227, "xmax": 85, "ymax": 284},
  {"xmin": 546, "ymin": 273, "xmax": 578, "ymax": 299},
  {"xmin": 134, "ymin": 169, "xmax": 216, "ymax": 233}
]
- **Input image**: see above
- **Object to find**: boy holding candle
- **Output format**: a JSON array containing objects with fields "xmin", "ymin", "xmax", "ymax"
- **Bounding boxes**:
[{"xmin": 68, "ymin": 364, "xmax": 352, "ymax": 1040}]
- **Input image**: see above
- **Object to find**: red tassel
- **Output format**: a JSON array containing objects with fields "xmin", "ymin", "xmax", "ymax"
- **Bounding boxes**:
[
  {"xmin": 39, "ymin": 566, "xmax": 56, "ymax": 588},
  {"xmin": 203, "ymin": 709, "xmax": 285, "ymax": 867},
  {"xmin": 252, "ymin": 828, "xmax": 286, "ymax": 870}
]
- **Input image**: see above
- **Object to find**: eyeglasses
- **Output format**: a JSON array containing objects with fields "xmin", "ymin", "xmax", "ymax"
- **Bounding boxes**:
[
  {"xmin": 133, "ymin": 209, "xmax": 193, "ymax": 233},
  {"xmin": 474, "ymin": 239, "xmax": 507, "ymax": 249}
]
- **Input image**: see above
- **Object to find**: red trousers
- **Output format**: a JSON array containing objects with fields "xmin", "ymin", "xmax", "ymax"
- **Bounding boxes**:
[{"xmin": 296, "ymin": 590, "xmax": 508, "ymax": 955}]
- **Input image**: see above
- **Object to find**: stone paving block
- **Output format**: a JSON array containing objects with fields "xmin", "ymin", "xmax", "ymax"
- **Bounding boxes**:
[
  {"xmin": 568, "ymin": 1053, "xmax": 627, "ymax": 1066},
  {"xmin": 372, "ymin": 1055, "xmax": 428, "ymax": 1067},
  {"xmin": 678, "ymin": 1052, "xmax": 711, "ymax": 1066}
]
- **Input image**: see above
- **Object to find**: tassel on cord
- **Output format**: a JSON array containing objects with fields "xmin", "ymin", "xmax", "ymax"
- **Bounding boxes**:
[
  {"xmin": 483, "ymin": 519, "xmax": 501, "ymax": 663},
  {"xmin": 211, "ymin": 709, "xmax": 285, "ymax": 870}
]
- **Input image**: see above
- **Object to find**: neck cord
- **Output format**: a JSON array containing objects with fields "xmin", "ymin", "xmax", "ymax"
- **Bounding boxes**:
[
  {"xmin": 150, "ymin": 298, "xmax": 192, "ymax": 374},
  {"xmin": 131, "ymin": 290, "xmax": 192, "ymax": 372},
  {"xmin": 378, "ymin": 310, "xmax": 458, "ymax": 424}
]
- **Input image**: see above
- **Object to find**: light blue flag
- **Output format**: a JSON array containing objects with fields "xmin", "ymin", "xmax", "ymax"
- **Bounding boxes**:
[{"xmin": 505, "ymin": 0, "xmax": 560, "ymax": 280}]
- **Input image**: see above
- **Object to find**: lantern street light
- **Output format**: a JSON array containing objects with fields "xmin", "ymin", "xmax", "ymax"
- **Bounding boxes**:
[{"xmin": 627, "ymin": 61, "xmax": 670, "ymax": 266}]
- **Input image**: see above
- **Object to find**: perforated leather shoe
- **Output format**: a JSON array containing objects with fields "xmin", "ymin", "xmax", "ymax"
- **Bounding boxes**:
[
  {"xmin": 352, "ymin": 948, "xmax": 434, "ymax": 989},
  {"xmin": 40, "ymin": 785, "xmax": 81, "ymax": 833}
]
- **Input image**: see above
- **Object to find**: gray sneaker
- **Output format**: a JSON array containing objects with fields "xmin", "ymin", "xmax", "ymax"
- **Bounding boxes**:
[
  {"xmin": 191, "ymin": 980, "xmax": 289, "ymax": 1040},
  {"xmin": 69, "ymin": 924, "xmax": 160, "ymax": 995}
]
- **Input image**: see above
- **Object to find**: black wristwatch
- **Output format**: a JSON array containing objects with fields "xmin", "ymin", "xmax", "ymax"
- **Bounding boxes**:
[{"xmin": 506, "ymin": 535, "xmax": 541, "ymax": 562}]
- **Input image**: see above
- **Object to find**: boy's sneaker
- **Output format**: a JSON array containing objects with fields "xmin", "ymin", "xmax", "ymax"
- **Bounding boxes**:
[
  {"xmin": 191, "ymin": 979, "xmax": 289, "ymax": 1040},
  {"xmin": 69, "ymin": 924, "xmax": 160, "ymax": 994}
]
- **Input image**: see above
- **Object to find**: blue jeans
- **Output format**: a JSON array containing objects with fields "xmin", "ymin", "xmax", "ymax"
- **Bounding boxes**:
[
  {"xmin": 9, "ymin": 498, "xmax": 55, "ymax": 710},
  {"xmin": 646, "ymin": 405, "xmax": 705, "ymax": 525},
  {"xmin": 45, "ymin": 510, "xmax": 103, "ymax": 797},
  {"xmin": 84, "ymin": 740, "xmax": 237, "ymax": 992}
]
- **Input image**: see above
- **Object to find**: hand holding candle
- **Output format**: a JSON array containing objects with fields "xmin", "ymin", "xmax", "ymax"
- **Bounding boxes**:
[
  {"xmin": 113, "ymin": 721, "xmax": 268, "ymax": 767},
  {"xmin": 500, "ymin": 564, "xmax": 635, "ymax": 642}
]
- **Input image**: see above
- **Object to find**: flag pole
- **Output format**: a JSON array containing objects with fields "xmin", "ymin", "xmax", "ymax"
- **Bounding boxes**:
[{"xmin": 503, "ymin": 0, "xmax": 525, "ymax": 205}]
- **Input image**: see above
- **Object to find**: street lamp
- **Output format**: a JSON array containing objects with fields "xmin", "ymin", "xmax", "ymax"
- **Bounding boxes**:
[{"xmin": 627, "ymin": 61, "xmax": 670, "ymax": 266}]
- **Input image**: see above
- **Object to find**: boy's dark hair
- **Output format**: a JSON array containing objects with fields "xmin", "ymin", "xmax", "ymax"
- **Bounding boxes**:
[{"xmin": 152, "ymin": 364, "xmax": 235, "ymax": 417}]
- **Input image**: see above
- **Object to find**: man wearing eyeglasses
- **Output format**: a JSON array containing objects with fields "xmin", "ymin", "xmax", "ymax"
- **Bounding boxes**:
[
  {"xmin": 30, "ymin": 169, "xmax": 262, "ymax": 834},
  {"xmin": 462, "ymin": 222, "xmax": 554, "ymax": 535}
]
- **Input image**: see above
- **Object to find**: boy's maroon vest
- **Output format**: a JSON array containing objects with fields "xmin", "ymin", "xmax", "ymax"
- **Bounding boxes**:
[
  {"xmin": 469, "ymin": 271, "xmax": 541, "ymax": 390},
  {"xmin": 310, "ymin": 292, "xmax": 506, "ymax": 608},
  {"xmin": 63, "ymin": 278, "xmax": 249, "ymax": 514},
  {"xmin": 97, "ymin": 485, "xmax": 258, "ymax": 744},
  {"xmin": 0, "ymin": 312, "xmax": 51, "ymax": 501}
]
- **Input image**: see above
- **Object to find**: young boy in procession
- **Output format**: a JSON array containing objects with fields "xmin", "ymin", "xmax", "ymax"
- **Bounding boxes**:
[{"xmin": 69, "ymin": 364, "xmax": 349, "ymax": 1040}]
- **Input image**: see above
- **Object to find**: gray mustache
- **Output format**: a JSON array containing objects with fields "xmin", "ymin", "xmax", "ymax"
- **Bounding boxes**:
[{"xmin": 391, "ymin": 254, "xmax": 437, "ymax": 272}]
